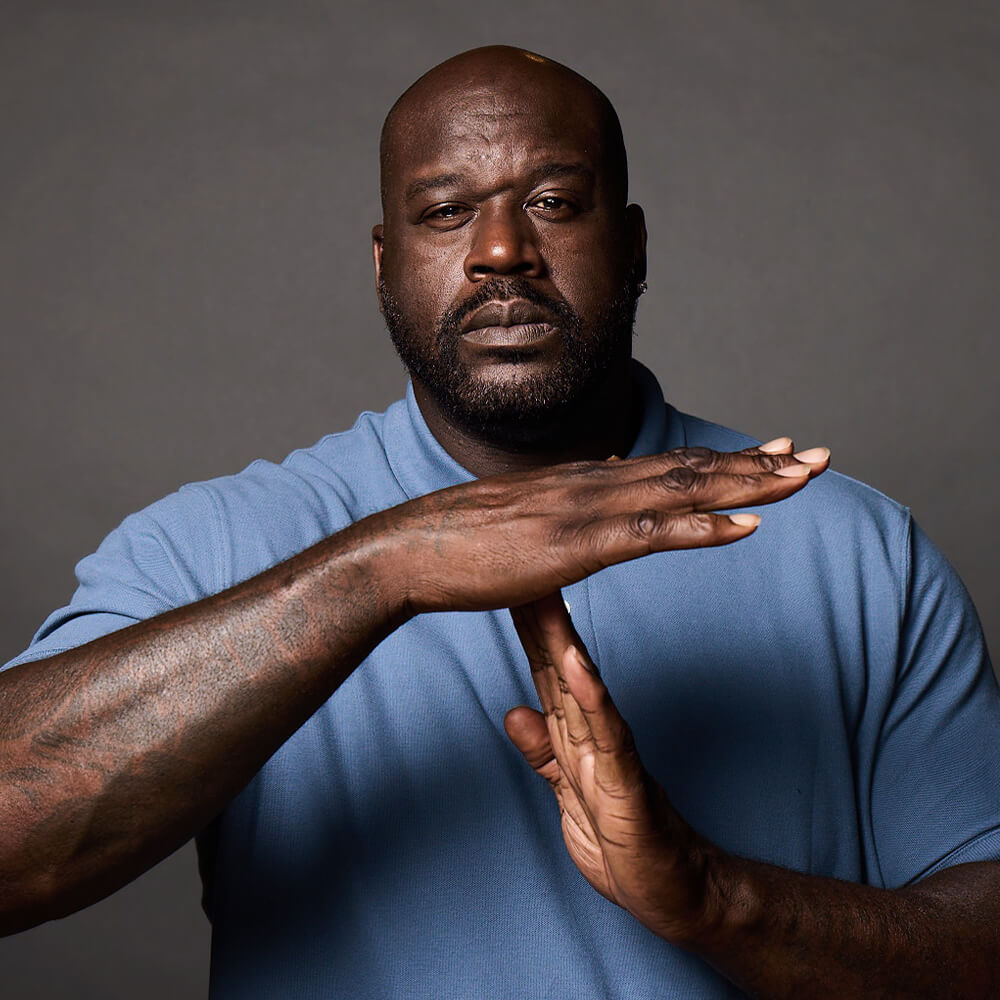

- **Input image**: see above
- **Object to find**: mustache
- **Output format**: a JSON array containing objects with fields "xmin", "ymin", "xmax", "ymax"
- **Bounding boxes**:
[{"xmin": 437, "ymin": 277, "xmax": 578, "ymax": 342}]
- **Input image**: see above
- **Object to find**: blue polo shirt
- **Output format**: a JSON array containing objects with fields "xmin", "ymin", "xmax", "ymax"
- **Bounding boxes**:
[{"xmin": 7, "ymin": 363, "xmax": 1000, "ymax": 998}]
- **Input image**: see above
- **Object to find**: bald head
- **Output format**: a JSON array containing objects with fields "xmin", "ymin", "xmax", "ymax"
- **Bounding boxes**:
[
  {"xmin": 371, "ymin": 46, "xmax": 647, "ymax": 459},
  {"xmin": 379, "ymin": 46, "xmax": 628, "ymax": 208}
]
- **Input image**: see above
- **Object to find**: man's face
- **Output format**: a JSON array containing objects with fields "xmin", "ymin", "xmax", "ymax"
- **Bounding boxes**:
[{"xmin": 375, "ymin": 73, "xmax": 644, "ymax": 447}]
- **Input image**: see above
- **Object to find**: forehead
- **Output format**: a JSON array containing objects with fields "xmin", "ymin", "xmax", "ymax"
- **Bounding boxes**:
[{"xmin": 384, "ymin": 84, "xmax": 608, "ymax": 194}]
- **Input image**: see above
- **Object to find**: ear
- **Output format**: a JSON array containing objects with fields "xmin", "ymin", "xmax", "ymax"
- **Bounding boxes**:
[
  {"xmin": 372, "ymin": 224, "xmax": 384, "ymax": 289},
  {"xmin": 625, "ymin": 204, "xmax": 647, "ymax": 283}
]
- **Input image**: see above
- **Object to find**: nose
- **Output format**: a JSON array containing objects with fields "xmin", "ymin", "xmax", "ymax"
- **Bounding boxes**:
[{"xmin": 463, "ymin": 204, "xmax": 544, "ymax": 282}]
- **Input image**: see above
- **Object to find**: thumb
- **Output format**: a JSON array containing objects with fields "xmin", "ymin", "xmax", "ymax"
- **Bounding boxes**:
[{"xmin": 504, "ymin": 706, "xmax": 558, "ymax": 782}]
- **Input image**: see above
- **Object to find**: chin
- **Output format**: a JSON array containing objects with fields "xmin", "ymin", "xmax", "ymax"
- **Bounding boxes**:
[{"xmin": 435, "ymin": 363, "xmax": 609, "ymax": 449}]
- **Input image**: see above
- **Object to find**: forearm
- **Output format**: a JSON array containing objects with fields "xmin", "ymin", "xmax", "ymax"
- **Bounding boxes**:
[
  {"xmin": 0, "ymin": 442, "xmax": 817, "ymax": 933},
  {"xmin": 0, "ymin": 513, "xmax": 406, "ymax": 933},
  {"xmin": 687, "ymin": 848, "xmax": 1000, "ymax": 999}
]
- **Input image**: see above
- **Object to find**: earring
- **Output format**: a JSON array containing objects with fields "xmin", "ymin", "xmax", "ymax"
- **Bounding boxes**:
[{"xmin": 637, "ymin": 280, "xmax": 648, "ymax": 296}]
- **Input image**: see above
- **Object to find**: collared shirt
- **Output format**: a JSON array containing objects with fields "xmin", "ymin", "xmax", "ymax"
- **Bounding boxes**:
[{"xmin": 7, "ymin": 363, "xmax": 1000, "ymax": 998}]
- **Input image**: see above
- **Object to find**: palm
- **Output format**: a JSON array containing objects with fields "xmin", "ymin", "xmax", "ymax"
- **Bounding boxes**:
[{"xmin": 504, "ymin": 593, "xmax": 705, "ymax": 938}]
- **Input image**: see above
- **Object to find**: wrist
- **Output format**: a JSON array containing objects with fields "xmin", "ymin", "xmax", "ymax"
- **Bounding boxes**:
[
  {"xmin": 668, "ymin": 838, "xmax": 764, "ymax": 955},
  {"xmin": 330, "ymin": 509, "xmax": 419, "ymax": 630}
]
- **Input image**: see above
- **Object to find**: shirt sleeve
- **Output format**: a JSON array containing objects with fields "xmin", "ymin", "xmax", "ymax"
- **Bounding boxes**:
[
  {"xmin": 2, "ymin": 483, "xmax": 224, "ymax": 672},
  {"xmin": 869, "ymin": 516, "xmax": 1000, "ymax": 887}
]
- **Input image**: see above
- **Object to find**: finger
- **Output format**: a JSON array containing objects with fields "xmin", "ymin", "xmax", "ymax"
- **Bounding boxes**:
[
  {"xmin": 567, "ymin": 510, "xmax": 762, "ymax": 571},
  {"xmin": 514, "ymin": 591, "xmax": 580, "ymax": 645},
  {"xmin": 662, "ymin": 446, "xmax": 807, "ymax": 476},
  {"xmin": 510, "ymin": 594, "xmax": 588, "ymax": 760},
  {"xmin": 582, "ymin": 442, "xmax": 829, "ymax": 483},
  {"xmin": 509, "ymin": 598, "xmax": 565, "ymax": 718},
  {"xmin": 692, "ymin": 441, "xmax": 829, "ymax": 474},
  {"xmin": 504, "ymin": 706, "xmax": 596, "ymax": 845},
  {"xmin": 512, "ymin": 595, "xmax": 637, "ymax": 815},
  {"xmin": 751, "ymin": 436, "xmax": 794, "ymax": 455},
  {"xmin": 504, "ymin": 706, "xmax": 561, "ymax": 785},
  {"xmin": 526, "ymin": 595, "xmax": 598, "ymax": 761},
  {"xmin": 562, "ymin": 645, "xmax": 635, "ymax": 760},
  {"xmin": 563, "ymin": 454, "xmax": 826, "ymax": 526},
  {"xmin": 505, "ymin": 704, "xmax": 591, "ymax": 844},
  {"xmin": 560, "ymin": 645, "xmax": 646, "ymax": 796},
  {"xmin": 625, "ymin": 462, "xmax": 822, "ymax": 517},
  {"xmin": 741, "ymin": 441, "xmax": 832, "ymax": 478},
  {"xmin": 791, "ymin": 446, "xmax": 831, "ymax": 472},
  {"xmin": 510, "ymin": 594, "xmax": 603, "ymax": 780}
]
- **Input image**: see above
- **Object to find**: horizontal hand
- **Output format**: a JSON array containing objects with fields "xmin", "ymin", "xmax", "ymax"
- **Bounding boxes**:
[{"xmin": 376, "ymin": 439, "xmax": 828, "ymax": 617}]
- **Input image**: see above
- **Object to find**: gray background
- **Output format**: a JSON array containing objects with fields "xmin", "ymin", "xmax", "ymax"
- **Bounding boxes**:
[{"xmin": 1, "ymin": 1, "xmax": 997, "ymax": 996}]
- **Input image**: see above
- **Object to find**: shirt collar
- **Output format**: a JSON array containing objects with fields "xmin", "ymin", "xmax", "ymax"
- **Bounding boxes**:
[{"xmin": 382, "ymin": 359, "xmax": 683, "ymax": 500}]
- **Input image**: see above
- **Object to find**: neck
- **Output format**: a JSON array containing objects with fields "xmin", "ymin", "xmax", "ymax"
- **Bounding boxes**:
[{"xmin": 412, "ymin": 359, "xmax": 641, "ymax": 479}]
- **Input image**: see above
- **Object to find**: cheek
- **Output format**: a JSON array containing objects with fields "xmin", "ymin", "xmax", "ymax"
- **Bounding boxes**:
[
  {"xmin": 382, "ymin": 235, "xmax": 466, "ymax": 317},
  {"xmin": 544, "ymin": 230, "xmax": 630, "ymax": 315}
]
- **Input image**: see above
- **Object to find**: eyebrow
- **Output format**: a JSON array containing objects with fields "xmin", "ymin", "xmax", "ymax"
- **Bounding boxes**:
[
  {"xmin": 404, "ymin": 173, "xmax": 463, "ymax": 202},
  {"xmin": 403, "ymin": 162, "xmax": 594, "ymax": 203}
]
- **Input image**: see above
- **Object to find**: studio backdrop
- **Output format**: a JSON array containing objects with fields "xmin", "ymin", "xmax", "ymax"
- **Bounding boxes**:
[{"xmin": 1, "ymin": 2, "xmax": 997, "ymax": 996}]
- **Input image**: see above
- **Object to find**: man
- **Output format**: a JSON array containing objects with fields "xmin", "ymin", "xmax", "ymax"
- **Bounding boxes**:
[{"xmin": 2, "ymin": 45, "xmax": 999, "ymax": 998}]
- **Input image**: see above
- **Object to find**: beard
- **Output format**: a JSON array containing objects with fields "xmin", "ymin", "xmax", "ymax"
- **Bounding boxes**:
[{"xmin": 378, "ymin": 271, "xmax": 640, "ymax": 450}]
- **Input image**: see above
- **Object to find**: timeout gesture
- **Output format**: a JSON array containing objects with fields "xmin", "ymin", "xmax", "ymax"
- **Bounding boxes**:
[{"xmin": 502, "ymin": 438, "xmax": 829, "ymax": 945}]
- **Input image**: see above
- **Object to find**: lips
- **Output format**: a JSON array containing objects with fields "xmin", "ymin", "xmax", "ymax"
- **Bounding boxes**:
[{"xmin": 459, "ymin": 299, "xmax": 559, "ymax": 348}]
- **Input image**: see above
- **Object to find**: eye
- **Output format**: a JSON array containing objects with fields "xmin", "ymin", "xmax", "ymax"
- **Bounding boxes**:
[
  {"xmin": 421, "ymin": 204, "xmax": 472, "ymax": 229},
  {"xmin": 528, "ymin": 194, "xmax": 578, "ymax": 218}
]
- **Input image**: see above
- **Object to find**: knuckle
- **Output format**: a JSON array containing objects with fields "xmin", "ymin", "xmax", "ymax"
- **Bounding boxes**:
[
  {"xmin": 750, "ymin": 454, "xmax": 785, "ymax": 473},
  {"xmin": 678, "ymin": 446, "xmax": 717, "ymax": 472},
  {"xmin": 689, "ymin": 512, "xmax": 718, "ymax": 534},
  {"xmin": 626, "ymin": 509, "xmax": 663, "ymax": 540},
  {"xmin": 732, "ymin": 456, "xmax": 787, "ymax": 478},
  {"xmin": 658, "ymin": 466, "xmax": 700, "ymax": 493}
]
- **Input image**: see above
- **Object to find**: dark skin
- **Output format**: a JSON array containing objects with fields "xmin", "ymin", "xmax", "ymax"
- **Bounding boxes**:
[
  {"xmin": 0, "ymin": 45, "xmax": 995, "ymax": 997},
  {"xmin": 374, "ymin": 48, "xmax": 644, "ymax": 475},
  {"xmin": 0, "ymin": 49, "xmax": 820, "ymax": 937},
  {"xmin": 508, "ymin": 594, "xmax": 1000, "ymax": 999},
  {"xmin": 377, "ymin": 48, "xmax": 1000, "ymax": 997}
]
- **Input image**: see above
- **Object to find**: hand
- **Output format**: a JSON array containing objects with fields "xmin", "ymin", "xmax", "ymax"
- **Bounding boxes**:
[
  {"xmin": 505, "ymin": 592, "xmax": 710, "ymax": 942},
  {"xmin": 506, "ymin": 594, "xmax": 1000, "ymax": 998},
  {"xmin": 374, "ymin": 439, "xmax": 829, "ymax": 616}
]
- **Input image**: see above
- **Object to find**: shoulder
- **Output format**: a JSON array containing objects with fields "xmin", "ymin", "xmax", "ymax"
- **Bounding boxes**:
[
  {"xmin": 4, "ymin": 405, "xmax": 410, "ymax": 669},
  {"xmin": 674, "ymin": 405, "xmax": 909, "ymax": 529},
  {"xmin": 74, "ymin": 402, "xmax": 407, "ymax": 607},
  {"xmin": 130, "ymin": 403, "xmax": 409, "ymax": 589},
  {"xmin": 668, "ymin": 405, "xmax": 920, "ymax": 632}
]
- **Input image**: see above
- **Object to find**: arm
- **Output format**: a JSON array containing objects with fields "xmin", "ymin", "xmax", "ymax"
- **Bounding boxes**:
[
  {"xmin": 505, "ymin": 594, "xmax": 1000, "ymax": 999},
  {"xmin": 0, "ymin": 443, "xmax": 818, "ymax": 935}
]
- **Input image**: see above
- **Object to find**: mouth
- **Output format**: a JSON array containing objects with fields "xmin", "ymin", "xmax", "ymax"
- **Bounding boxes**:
[
  {"xmin": 458, "ymin": 298, "xmax": 560, "ymax": 350},
  {"xmin": 461, "ymin": 322, "xmax": 557, "ymax": 348}
]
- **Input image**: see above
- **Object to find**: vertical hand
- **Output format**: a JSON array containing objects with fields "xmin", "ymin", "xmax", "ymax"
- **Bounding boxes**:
[{"xmin": 504, "ymin": 593, "xmax": 711, "ymax": 942}]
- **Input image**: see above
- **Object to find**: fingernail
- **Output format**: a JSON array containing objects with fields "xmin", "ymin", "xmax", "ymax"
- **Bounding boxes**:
[
  {"xmin": 759, "ymin": 437, "xmax": 792, "ymax": 454},
  {"xmin": 728, "ymin": 513, "xmax": 761, "ymax": 527},
  {"xmin": 793, "ymin": 447, "xmax": 830, "ymax": 464},
  {"xmin": 774, "ymin": 463, "xmax": 811, "ymax": 478},
  {"xmin": 607, "ymin": 454, "xmax": 622, "ymax": 462}
]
